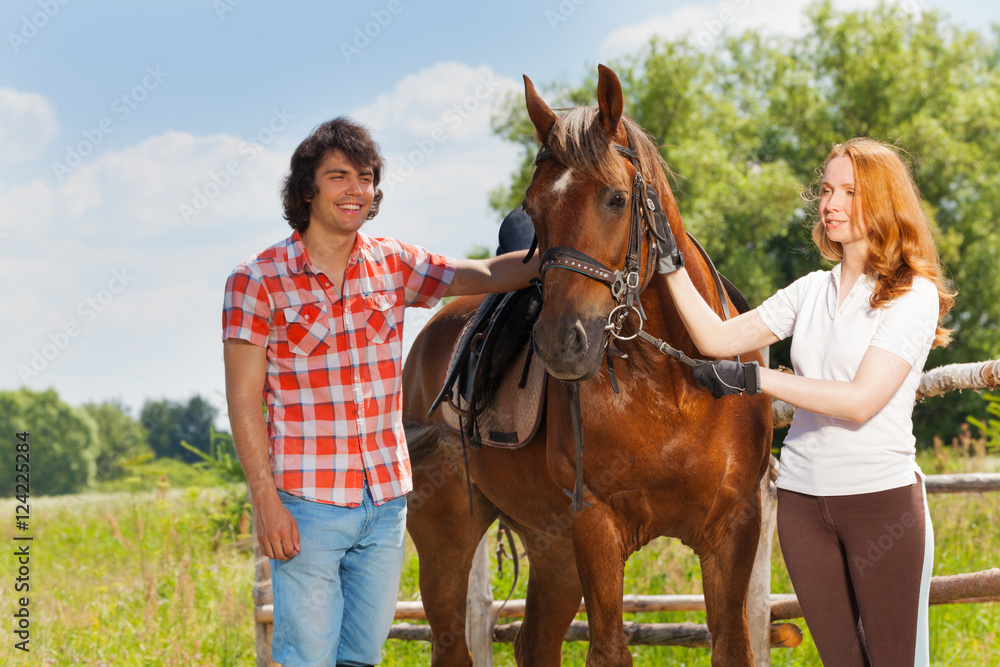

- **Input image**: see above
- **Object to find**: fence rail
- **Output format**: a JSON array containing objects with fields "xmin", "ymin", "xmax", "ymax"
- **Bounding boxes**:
[{"xmin": 256, "ymin": 565, "xmax": 1000, "ymax": 625}]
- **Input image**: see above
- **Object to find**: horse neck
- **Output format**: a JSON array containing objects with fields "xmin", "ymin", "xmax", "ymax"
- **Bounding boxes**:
[{"xmin": 639, "ymin": 271, "xmax": 700, "ymax": 360}]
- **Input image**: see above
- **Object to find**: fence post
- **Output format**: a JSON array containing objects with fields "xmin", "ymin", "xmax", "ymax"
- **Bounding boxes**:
[
  {"xmin": 746, "ymin": 347, "xmax": 776, "ymax": 665},
  {"xmin": 249, "ymin": 488, "xmax": 278, "ymax": 667},
  {"xmin": 749, "ymin": 455, "xmax": 777, "ymax": 665},
  {"xmin": 466, "ymin": 533, "xmax": 495, "ymax": 665}
]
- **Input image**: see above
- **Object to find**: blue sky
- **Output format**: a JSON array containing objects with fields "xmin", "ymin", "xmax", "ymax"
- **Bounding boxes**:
[{"xmin": 3, "ymin": 0, "xmax": 998, "ymax": 425}]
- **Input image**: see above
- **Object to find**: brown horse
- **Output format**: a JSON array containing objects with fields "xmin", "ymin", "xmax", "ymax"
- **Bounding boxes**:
[{"xmin": 402, "ymin": 65, "xmax": 772, "ymax": 666}]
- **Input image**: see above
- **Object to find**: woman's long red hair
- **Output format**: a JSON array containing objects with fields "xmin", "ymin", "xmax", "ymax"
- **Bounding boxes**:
[{"xmin": 811, "ymin": 138, "xmax": 955, "ymax": 348}]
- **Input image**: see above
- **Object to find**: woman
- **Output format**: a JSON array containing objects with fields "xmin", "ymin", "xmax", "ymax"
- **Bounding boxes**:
[{"xmin": 657, "ymin": 137, "xmax": 954, "ymax": 665}]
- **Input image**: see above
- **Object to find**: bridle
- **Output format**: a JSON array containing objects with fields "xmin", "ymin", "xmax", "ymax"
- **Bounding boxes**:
[
  {"xmin": 534, "ymin": 132, "xmax": 666, "ymax": 346},
  {"xmin": 533, "ymin": 129, "xmax": 677, "ymax": 402}
]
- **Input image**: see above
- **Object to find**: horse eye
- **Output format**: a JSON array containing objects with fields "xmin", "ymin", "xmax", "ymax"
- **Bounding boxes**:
[{"xmin": 610, "ymin": 194, "xmax": 627, "ymax": 208}]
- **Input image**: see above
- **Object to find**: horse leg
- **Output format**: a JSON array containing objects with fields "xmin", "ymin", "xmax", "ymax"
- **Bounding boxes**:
[
  {"xmin": 507, "ymin": 522, "xmax": 583, "ymax": 666},
  {"xmin": 570, "ymin": 504, "xmax": 632, "ymax": 667},
  {"xmin": 698, "ymin": 495, "xmax": 762, "ymax": 666},
  {"xmin": 407, "ymin": 454, "xmax": 499, "ymax": 667}
]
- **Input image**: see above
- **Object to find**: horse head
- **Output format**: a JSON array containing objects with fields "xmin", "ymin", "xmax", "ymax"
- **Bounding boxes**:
[{"xmin": 523, "ymin": 64, "xmax": 683, "ymax": 381}]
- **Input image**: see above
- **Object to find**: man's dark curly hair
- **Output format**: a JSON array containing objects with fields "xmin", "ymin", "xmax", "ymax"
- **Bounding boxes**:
[{"xmin": 281, "ymin": 117, "xmax": 385, "ymax": 232}]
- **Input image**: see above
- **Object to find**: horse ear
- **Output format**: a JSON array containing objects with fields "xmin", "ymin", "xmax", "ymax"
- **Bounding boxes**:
[
  {"xmin": 596, "ymin": 64, "xmax": 624, "ymax": 138},
  {"xmin": 523, "ymin": 74, "xmax": 556, "ymax": 143}
]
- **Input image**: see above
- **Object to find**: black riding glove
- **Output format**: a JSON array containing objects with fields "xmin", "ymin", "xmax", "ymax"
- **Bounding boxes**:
[
  {"xmin": 647, "ymin": 184, "xmax": 684, "ymax": 274},
  {"xmin": 691, "ymin": 360, "xmax": 761, "ymax": 398}
]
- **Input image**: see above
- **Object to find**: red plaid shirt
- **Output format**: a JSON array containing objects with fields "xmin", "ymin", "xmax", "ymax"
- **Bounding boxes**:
[{"xmin": 222, "ymin": 230, "xmax": 455, "ymax": 506}]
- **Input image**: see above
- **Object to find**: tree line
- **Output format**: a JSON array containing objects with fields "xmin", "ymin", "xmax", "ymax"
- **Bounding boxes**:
[
  {"xmin": 489, "ymin": 0, "xmax": 1000, "ymax": 444},
  {"xmin": 0, "ymin": 388, "xmax": 234, "ymax": 496}
]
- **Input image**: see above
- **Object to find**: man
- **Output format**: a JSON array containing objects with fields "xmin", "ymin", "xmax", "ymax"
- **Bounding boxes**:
[{"xmin": 223, "ymin": 117, "xmax": 537, "ymax": 667}]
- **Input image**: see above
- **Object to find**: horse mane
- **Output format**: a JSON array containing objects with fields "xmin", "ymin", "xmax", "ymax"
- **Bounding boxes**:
[{"xmin": 543, "ymin": 107, "xmax": 672, "ymax": 191}]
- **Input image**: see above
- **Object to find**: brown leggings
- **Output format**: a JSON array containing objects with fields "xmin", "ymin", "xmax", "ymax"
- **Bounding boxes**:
[{"xmin": 777, "ymin": 478, "xmax": 933, "ymax": 666}]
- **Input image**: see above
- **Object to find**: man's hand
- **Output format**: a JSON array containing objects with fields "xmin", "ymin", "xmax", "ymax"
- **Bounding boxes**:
[
  {"xmin": 253, "ymin": 495, "xmax": 300, "ymax": 560},
  {"xmin": 691, "ymin": 359, "xmax": 761, "ymax": 398}
]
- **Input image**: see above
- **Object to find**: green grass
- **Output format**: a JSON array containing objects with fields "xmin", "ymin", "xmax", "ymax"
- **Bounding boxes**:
[
  {"xmin": 0, "ymin": 456, "xmax": 996, "ymax": 665},
  {"xmin": 0, "ymin": 487, "xmax": 256, "ymax": 666}
]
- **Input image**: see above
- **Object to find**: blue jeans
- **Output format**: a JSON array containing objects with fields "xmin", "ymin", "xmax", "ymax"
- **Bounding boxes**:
[{"xmin": 270, "ymin": 483, "xmax": 407, "ymax": 667}]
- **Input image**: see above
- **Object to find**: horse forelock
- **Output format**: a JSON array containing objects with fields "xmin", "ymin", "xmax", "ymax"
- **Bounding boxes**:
[
  {"xmin": 545, "ymin": 108, "xmax": 671, "ymax": 195},
  {"xmin": 545, "ymin": 107, "xmax": 628, "ymax": 189}
]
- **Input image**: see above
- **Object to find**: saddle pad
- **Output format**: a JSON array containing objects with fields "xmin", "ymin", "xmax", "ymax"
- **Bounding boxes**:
[{"xmin": 440, "ymin": 341, "xmax": 547, "ymax": 450}]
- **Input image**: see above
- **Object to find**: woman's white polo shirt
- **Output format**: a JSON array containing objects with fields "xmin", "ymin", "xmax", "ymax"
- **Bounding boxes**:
[{"xmin": 757, "ymin": 264, "xmax": 939, "ymax": 496}]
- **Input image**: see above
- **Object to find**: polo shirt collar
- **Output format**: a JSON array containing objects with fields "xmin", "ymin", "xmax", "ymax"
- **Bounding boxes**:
[
  {"xmin": 827, "ymin": 262, "xmax": 878, "ymax": 319},
  {"xmin": 829, "ymin": 262, "xmax": 875, "ymax": 291}
]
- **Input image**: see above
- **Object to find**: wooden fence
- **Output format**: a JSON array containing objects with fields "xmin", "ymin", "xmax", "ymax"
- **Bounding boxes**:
[{"xmin": 253, "ymin": 359, "xmax": 1000, "ymax": 666}]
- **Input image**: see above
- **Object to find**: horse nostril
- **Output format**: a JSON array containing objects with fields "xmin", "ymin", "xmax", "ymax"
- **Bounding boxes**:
[{"xmin": 563, "ymin": 321, "xmax": 588, "ymax": 357}]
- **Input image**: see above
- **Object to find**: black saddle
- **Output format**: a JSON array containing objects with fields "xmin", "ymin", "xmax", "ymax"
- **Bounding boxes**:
[{"xmin": 429, "ymin": 207, "xmax": 543, "ymax": 447}]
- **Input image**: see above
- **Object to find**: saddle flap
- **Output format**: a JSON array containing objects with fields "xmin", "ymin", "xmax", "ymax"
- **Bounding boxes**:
[
  {"xmin": 441, "ymin": 342, "xmax": 547, "ymax": 450},
  {"xmin": 437, "ymin": 284, "xmax": 546, "ymax": 449},
  {"xmin": 428, "ymin": 292, "xmax": 503, "ymax": 416},
  {"xmin": 476, "ymin": 286, "xmax": 543, "ymax": 396}
]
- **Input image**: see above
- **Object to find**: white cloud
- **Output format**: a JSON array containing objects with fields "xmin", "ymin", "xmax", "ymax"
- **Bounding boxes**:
[
  {"xmin": 0, "ymin": 88, "xmax": 59, "ymax": 162},
  {"xmin": 600, "ymin": 0, "xmax": 888, "ymax": 60},
  {"xmin": 355, "ymin": 61, "xmax": 517, "ymax": 141},
  {"xmin": 55, "ymin": 129, "xmax": 288, "ymax": 239},
  {"xmin": 351, "ymin": 62, "xmax": 525, "ymax": 259}
]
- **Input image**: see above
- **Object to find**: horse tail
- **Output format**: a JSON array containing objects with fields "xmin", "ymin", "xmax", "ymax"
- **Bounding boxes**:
[{"xmin": 404, "ymin": 419, "xmax": 451, "ymax": 467}]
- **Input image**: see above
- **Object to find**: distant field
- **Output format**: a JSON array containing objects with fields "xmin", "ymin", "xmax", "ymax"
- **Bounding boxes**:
[{"xmin": 0, "ymin": 457, "xmax": 997, "ymax": 665}]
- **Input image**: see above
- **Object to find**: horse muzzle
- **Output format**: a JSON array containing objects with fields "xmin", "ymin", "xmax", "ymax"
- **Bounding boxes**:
[{"xmin": 532, "ymin": 314, "xmax": 607, "ymax": 381}]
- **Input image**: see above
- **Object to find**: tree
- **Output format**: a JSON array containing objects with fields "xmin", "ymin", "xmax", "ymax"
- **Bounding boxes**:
[
  {"xmin": 0, "ymin": 388, "xmax": 100, "ymax": 495},
  {"xmin": 489, "ymin": 1, "xmax": 1000, "ymax": 444},
  {"xmin": 82, "ymin": 400, "xmax": 152, "ymax": 482},
  {"xmin": 140, "ymin": 395, "xmax": 221, "ymax": 463}
]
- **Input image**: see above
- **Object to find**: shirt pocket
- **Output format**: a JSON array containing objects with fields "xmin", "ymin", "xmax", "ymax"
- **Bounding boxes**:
[
  {"xmin": 283, "ymin": 301, "xmax": 331, "ymax": 355},
  {"xmin": 364, "ymin": 291, "xmax": 397, "ymax": 344}
]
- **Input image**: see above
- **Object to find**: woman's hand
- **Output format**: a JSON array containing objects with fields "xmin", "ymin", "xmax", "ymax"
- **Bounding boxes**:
[{"xmin": 691, "ymin": 359, "xmax": 762, "ymax": 398}]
